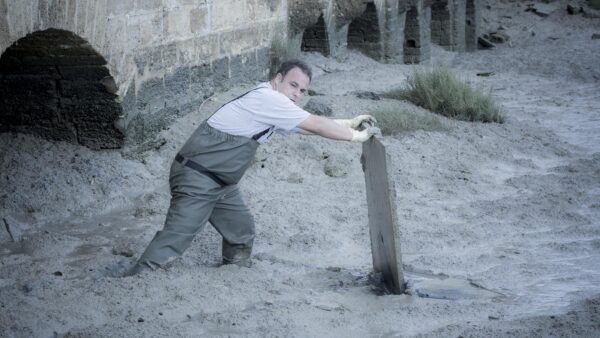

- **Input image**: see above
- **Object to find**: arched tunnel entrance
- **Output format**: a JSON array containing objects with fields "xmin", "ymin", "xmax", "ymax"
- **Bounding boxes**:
[
  {"xmin": 0, "ymin": 28, "xmax": 124, "ymax": 149},
  {"xmin": 404, "ymin": 6, "xmax": 427, "ymax": 64},
  {"xmin": 430, "ymin": 0, "xmax": 452, "ymax": 49},
  {"xmin": 301, "ymin": 14, "xmax": 330, "ymax": 56},
  {"xmin": 465, "ymin": 0, "xmax": 477, "ymax": 51},
  {"xmin": 347, "ymin": 2, "xmax": 382, "ymax": 60}
]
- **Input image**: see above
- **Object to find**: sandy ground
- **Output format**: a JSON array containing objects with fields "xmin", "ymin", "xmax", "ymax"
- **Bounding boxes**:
[{"xmin": 1, "ymin": 1, "xmax": 600, "ymax": 337}]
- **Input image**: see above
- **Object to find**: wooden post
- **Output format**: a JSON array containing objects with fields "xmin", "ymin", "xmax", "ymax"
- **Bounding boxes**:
[{"xmin": 361, "ymin": 136, "xmax": 405, "ymax": 294}]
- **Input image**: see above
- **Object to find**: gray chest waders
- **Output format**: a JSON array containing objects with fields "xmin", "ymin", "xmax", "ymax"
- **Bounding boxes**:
[{"xmin": 137, "ymin": 89, "xmax": 272, "ymax": 269}]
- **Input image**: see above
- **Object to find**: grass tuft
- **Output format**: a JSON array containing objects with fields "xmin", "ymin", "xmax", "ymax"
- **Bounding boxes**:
[
  {"xmin": 386, "ymin": 67, "xmax": 504, "ymax": 123},
  {"xmin": 370, "ymin": 108, "xmax": 445, "ymax": 136}
]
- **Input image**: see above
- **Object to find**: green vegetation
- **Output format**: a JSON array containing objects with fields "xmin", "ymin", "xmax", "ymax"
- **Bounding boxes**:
[
  {"xmin": 370, "ymin": 108, "xmax": 445, "ymax": 136},
  {"xmin": 386, "ymin": 67, "xmax": 504, "ymax": 123}
]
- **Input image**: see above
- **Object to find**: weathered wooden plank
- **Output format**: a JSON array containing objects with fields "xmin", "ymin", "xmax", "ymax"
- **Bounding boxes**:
[{"xmin": 361, "ymin": 136, "xmax": 405, "ymax": 294}]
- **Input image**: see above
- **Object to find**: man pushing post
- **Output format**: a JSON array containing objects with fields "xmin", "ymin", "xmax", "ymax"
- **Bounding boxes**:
[{"xmin": 129, "ymin": 59, "xmax": 377, "ymax": 274}]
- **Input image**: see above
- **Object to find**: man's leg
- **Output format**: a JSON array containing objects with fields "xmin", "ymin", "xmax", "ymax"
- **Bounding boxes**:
[
  {"xmin": 209, "ymin": 186, "xmax": 255, "ymax": 266},
  {"xmin": 131, "ymin": 170, "xmax": 220, "ymax": 273}
]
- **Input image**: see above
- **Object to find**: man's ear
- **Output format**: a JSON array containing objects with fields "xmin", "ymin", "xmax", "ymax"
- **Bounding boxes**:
[{"xmin": 275, "ymin": 73, "xmax": 283, "ymax": 83}]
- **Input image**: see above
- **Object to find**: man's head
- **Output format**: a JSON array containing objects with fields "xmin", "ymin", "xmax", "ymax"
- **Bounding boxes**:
[{"xmin": 271, "ymin": 59, "xmax": 312, "ymax": 104}]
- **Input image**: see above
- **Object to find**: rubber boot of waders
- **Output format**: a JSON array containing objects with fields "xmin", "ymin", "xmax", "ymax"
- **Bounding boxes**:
[
  {"xmin": 123, "ymin": 261, "xmax": 155, "ymax": 276},
  {"xmin": 222, "ymin": 242, "xmax": 253, "ymax": 267}
]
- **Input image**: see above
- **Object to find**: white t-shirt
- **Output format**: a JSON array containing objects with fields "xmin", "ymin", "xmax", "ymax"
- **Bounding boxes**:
[{"xmin": 207, "ymin": 82, "xmax": 310, "ymax": 143}]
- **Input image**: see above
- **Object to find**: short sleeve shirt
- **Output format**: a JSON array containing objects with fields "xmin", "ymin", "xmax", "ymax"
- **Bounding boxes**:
[{"xmin": 207, "ymin": 82, "xmax": 310, "ymax": 143}]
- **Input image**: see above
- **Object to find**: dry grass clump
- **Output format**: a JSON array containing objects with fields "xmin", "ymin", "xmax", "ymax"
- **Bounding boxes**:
[
  {"xmin": 386, "ymin": 67, "xmax": 504, "ymax": 123},
  {"xmin": 370, "ymin": 108, "xmax": 445, "ymax": 136}
]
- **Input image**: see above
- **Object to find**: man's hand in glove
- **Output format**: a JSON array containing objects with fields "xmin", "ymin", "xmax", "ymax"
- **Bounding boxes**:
[
  {"xmin": 350, "ymin": 126, "xmax": 382, "ymax": 142},
  {"xmin": 334, "ymin": 115, "xmax": 377, "ymax": 129}
]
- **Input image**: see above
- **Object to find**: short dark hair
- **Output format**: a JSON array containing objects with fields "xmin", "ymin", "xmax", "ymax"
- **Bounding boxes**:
[{"xmin": 273, "ymin": 59, "xmax": 312, "ymax": 82}]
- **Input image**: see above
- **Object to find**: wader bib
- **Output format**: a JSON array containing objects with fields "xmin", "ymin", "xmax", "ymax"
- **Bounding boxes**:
[{"xmin": 136, "ymin": 121, "xmax": 262, "ymax": 269}]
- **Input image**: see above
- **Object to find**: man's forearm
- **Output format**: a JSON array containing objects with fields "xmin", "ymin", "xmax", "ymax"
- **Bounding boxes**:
[{"xmin": 297, "ymin": 115, "xmax": 353, "ymax": 141}]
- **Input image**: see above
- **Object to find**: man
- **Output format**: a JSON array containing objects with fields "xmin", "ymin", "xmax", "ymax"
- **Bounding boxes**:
[{"xmin": 129, "ymin": 59, "xmax": 376, "ymax": 274}]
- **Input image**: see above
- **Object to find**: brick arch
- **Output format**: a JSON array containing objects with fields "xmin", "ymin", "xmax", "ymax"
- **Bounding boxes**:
[
  {"xmin": 0, "ymin": 28, "xmax": 124, "ymax": 149},
  {"xmin": 347, "ymin": 2, "xmax": 381, "ymax": 60},
  {"xmin": 465, "ymin": 0, "xmax": 479, "ymax": 51},
  {"xmin": 301, "ymin": 14, "xmax": 330, "ymax": 56},
  {"xmin": 430, "ymin": 0, "xmax": 452, "ymax": 48}
]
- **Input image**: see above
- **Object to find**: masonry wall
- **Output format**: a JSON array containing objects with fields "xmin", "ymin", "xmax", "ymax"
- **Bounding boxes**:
[
  {"xmin": 1, "ymin": 0, "xmax": 480, "ymax": 149},
  {"xmin": 0, "ymin": 0, "xmax": 287, "ymax": 148}
]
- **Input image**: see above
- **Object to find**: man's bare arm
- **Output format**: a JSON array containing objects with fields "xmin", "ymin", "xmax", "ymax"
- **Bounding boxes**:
[{"xmin": 297, "ymin": 115, "xmax": 353, "ymax": 140}]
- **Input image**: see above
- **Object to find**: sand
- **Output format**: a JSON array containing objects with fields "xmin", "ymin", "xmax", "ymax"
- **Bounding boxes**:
[{"xmin": 1, "ymin": 0, "xmax": 599, "ymax": 337}]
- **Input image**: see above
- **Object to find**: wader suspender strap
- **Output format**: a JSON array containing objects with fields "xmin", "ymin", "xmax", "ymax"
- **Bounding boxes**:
[
  {"xmin": 175, "ymin": 153, "xmax": 228, "ymax": 187},
  {"xmin": 209, "ymin": 85, "xmax": 271, "ymax": 140}
]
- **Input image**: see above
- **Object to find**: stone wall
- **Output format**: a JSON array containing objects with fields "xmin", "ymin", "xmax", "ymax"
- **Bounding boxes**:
[
  {"xmin": 404, "ymin": 2, "xmax": 431, "ymax": 64},
  {"xmin": 0, "ymin": 28, "xmax": 122, "ymax": 149},
  {"xmin": 0, "ymin": 0, "xmax": 287, "ymax": 148},
  {"xmin": 430, "ymin": 0, "xmax": 480, "ymax": 52},
  {"xmin": 0, "ymin": 0, "xmax": 481, "ymax": 149}
]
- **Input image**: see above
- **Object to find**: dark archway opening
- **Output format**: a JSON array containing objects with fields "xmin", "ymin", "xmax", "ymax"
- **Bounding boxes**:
[
  {"xmin": 403, "ymin": 7, "xmax": 421, "ymax": 64},
  {"xmin": 301, "ymin": 14, "xmax": 330, "ymax": 56},
  {"xmin": 465, "ymin": 0, "xmax": 477, "ymax": 51},
  {"xmin": 347, "ymin": 2, "xmax": 381, "ymax": 60},
  {"xmin": 0, "ymin": 28, "xmax": 124, "ymax": 149},
  {"xmin": 430, "ymin": 0, "xmax": 452, "ymax": 49}
]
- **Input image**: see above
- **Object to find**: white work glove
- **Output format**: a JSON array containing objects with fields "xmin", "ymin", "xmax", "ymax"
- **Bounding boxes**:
[
  {"xmin": 334, "ymin": 115, "xmax": 377, "ymax": 129},
  {"xmin": 350, "ymin": 127, "xmax": 380, "ymax": 142}
]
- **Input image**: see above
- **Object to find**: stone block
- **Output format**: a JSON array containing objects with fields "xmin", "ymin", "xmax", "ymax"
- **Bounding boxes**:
[
  {"xmin": 106, "ymin": 0, "xmax": 136, "ymax": 17},
  {"xmin": 84, "ymin": 2, "xmax": 97, "ymax": 38},
  {"xmin": 92, "ymin": 5, "xmax": 109, "ymax": 51},
  {"xmin": 135, "ymin": 0, "xmax": 162, "ymax": 11},
  {"xmin": 120, "ymin": 78, "xmax": 137, "ymax": 118},
  {"xmin": 230, "ymin": 52, "xmax": 259, "ymax": 85},
  {"xmin": 233, "ymin": 26, "xmax": 262, "ymax": 53},
  {"xmin": 190, "ymin": 7, "xmax": 209, "ymax": 35},
  {"xmin": 134, "ymin": 48, "xmax": 162, "ymax": 74},
  {"xmin": 136, "ymin": 77, "xmax": 165, "ymax": 113},
  {"xmin": 164, "ymin": 66, "xmax": 191, "ymax": 107},
  {"xmin": 47, "ymin": 0, "xmax": 68, "ymax": 27},
  {"xmin": 5, "ymin": 1, "xmax": 34, "ymax": 40},
  {"xmin": 176, "ymin": 39, "xmax": 196, "ymax": 64},
  {"xmin": 164, "ymin": 8, "xmax": 191, "ymax": 39},
  {"xmin": 254, "ymin": 46, "xmax": 271, "ymax": 75},
  {"xmin": 212, "ymin": 0, "xmax": 249, "ymax": 31},
  {"xmin": 162, "ymin": 43, "xmax": 179, "ymax": 71},
  {"xmin": 126, "ymin": 11, "xmax": 162, "ymax": 49},
  {"xmin": 37, "ymin": 1, "xmax": 50, "ymax": 29},
  {"xmin": 74, "ymin": 1, "xmax": 89, "ymax": 36},
  {"xmin": 211, "ymin": 56, "xmax": 229, "ymax": 90},
  {"xmin": 64, "ymin": 0, "xmax": 77, "ymax": 29},
  {"xmin": 104, "ymin": 15, "xmax": 128, "ymax": 54},
  {"xmin": 190, "ymin": 62, "xmax": 216, "ymax": 99},
  {"xmin": 194, "ymin": 34, "xmax": 220, "ymax": 61},
  {"xmin": 218, "ymin": 31, "xmax": 236, "ymax": 55}
]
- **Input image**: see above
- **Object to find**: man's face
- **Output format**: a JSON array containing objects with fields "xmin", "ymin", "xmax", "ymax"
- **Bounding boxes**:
[{"xmin": 273, "ymin": 67, "xmax": 310, "ymax": 104}]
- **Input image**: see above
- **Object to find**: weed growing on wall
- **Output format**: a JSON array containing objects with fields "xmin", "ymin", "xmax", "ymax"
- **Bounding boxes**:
[
  {"xmin": 386, "ymin": 67, "xmax": 504, "ymax": 123},
  {"xmin": 370, "ymin": 108, "xmax": 445, "ymax": 136}
]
